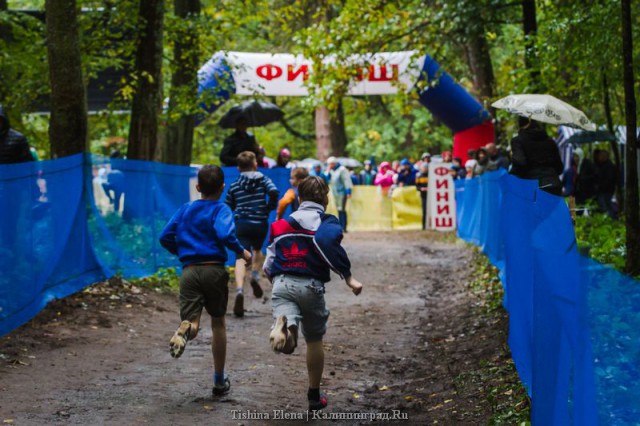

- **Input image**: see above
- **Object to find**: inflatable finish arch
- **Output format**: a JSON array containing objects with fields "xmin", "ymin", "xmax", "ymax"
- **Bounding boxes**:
[{"xmin": 197, "ymin": 51, "xmax": 494, "ymax": 161}]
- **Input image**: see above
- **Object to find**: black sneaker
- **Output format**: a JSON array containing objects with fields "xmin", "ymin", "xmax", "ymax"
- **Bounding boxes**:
[
  {"xmin": 212, "ymin": 377, "xmax": 231, "ymax": 396},
  {"xmin": 250, "ymin": 277, "xmax": 263, "ymax": 298},
  {"xmin": 308, "ymin": 393, "xmax": 328, "ymax": 411},
  {"xmin": 233, "ymin": 293, "xmax": 244, "ymax": 317}
]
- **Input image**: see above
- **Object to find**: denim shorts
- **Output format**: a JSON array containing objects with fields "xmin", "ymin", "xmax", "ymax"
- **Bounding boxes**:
[{"xmin": 271, "ymin": 274, "xmax": 330, "ymax": 342}]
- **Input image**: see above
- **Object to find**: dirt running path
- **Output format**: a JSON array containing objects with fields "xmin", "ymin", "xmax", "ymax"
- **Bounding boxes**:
[{"xmin": 0, "ymin": 231, "xmax": 502, "ymax": 425}]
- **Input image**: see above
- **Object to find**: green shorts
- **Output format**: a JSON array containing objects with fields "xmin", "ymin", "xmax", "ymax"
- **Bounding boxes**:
[{"xmin": 179, "ymin": 264, "xmax": 229, "ymax": 320}]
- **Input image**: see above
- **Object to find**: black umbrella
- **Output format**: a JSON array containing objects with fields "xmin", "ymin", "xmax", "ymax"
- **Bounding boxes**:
[
  {"xmin": 218, "ymin": 100, "xmax": 284, "ymax": 129},
  {"xmin": 566, "ymin": 130, "xmax": 616, "ymax": 145}
]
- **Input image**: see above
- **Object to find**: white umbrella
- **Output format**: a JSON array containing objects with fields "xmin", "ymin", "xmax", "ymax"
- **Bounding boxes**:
[
  {"xmin": 336, "ymin": 157, "xmax": 362, "ymax": 168},
  {"xmin": 492, "ymin": 94, "xmax": 596, "ymax": 131}
]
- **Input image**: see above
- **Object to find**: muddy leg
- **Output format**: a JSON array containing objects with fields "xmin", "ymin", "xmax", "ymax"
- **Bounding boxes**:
[
  {"xmin": 210, "ymin": 316, "xmax": 226, "ymax": 375},
  {"xmin": 306, "ymin": 340, "xmax": 324, "ymax": 389}
]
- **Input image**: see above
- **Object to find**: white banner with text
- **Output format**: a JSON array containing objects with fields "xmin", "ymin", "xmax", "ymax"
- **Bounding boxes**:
[{"xmin": 223, "ymin": 51, "xmax": 425, "ymax": 96}]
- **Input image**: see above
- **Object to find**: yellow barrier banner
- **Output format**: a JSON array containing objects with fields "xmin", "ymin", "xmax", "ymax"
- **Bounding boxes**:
[
  {"xmin": 391, "ymin": 186, "xmax": 423, "ymax": 230},
  {"xmin": 327, "ymin": 186, "xmax": 393, "ymax": 231},
  {"xmin": 327, "ymin": 186, "xmax": 422, "ymax": 231}
]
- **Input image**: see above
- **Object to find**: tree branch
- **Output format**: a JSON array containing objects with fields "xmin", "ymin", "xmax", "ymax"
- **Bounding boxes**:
[{"xmin": 279, "ymin": 117, "xmax": 314, "ymax": 141}]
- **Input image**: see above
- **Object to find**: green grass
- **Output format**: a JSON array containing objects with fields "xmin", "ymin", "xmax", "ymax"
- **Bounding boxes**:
[
  {"xmin": 128, "ymin": 267, "xmax": 181, "ymax": 293},
  {"xmin": 465, "ymin": 248, "xmax": 532, "ymax": 425}
]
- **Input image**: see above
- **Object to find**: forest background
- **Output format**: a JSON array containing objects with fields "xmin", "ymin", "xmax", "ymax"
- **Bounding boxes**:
[{"xmin": 1, "ymin": 0, "xmax": 639, "ymax": 273}]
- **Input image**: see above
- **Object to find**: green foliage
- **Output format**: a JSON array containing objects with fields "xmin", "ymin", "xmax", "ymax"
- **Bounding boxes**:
[
  {"xmin": 0, "ymin": 7, "xmax": 48, "ymax": 137},
  {"xmin": 129, "ymin": 267, "xmax": 180, "ymax": 293},
  {"xmin": 4, "ymin": 0, "xmax": 640, "ymax": 166},
  {"xmin": 469, "ymin": 247, "xmax": 504, "ymax": 313},
  {"xmin": 467, "ymin": 248, "xmax": 531, "ymax": 425},
  {"xmin": 575, "ymin": 212, "xmax": 626, "ymax": 271}
]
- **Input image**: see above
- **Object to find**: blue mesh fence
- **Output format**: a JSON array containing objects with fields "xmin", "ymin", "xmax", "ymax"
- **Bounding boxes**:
[
  {"xmin": 1, "ymin": 154, "xmax": 291, "ymax": 336},
  {"xmin": 3, "ymin": 156, "xmax": 639, "ymax": 425},
  {"xmin": 456, "ymin": 170, "xmax": 640, "ymax": 425}
]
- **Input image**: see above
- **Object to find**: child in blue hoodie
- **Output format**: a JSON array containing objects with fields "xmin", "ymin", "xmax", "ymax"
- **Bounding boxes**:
[
  {"xmin": 159, "ymin": 165, "xmax": 251, "ymax": 397},
  {"xmin": 225, "ymin": 151, "xmax": 279, "ymax": 317},
  {"xmin": 263, "ymin": 176, "xmax": 363, "ymax": 411}
]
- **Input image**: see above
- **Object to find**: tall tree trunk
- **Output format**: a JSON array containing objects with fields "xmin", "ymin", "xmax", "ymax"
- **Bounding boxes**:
[
  {"xmin": 127, "ymin": 0, "xmax": 165, "ymax": 160},
  {"xmin": 603, "ymin": 71, "xmax": 624, "ymax": 211},
  {"xmin": 330, "ymin": 99, "xmax": 347, "ymax": 157},
  {"xmin": 465, "ymin": 27, "xmax": 498, "ymax": 144},
  {"xmin": 621, "ymin": 0, "xmax": 639, "ymax": 276},
  {"xmin": 465, "ymin": 34, "xmax": 494, "ymax": 102},
  {"xmin": 45, "ymin": 0, "xmax": 87, "ymax": 158},
  {"xmin": 315, "ymin": 106, "xmax": 332, "ymax": 161},
  {"xmin": 157, "ymin": 0, "xmax": 200, "ymax": 165},
  {"xmin": 0, "ymin": 0, "xmax": 9, "ymax": 59},
  {"xmin": 522, "ymin": 0, "xmax": 540, "ymax": 91}
]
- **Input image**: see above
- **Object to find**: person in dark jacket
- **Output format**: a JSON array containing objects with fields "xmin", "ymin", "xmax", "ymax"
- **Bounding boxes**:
[
  {"xmin": 574, "ymin": 147, "xmax": 597, "ymax": 204},
  {"xmin": 219, "ymin": 118, "xmax": 260, "ymax": 166},
  {"xmin": 485, "ymin": 143, "xmax": 510, "ymax": 171},
  {"xmin": 415, "ymin": 162, "xmax": 429, "ymax": 230},
  {"xmin": 396, "ymin": 158, "xmax": 416, "ymax": 186},
  {"xmin": 0, "ymin": 105, "xmax": 33, "ymax": 165},
  {"xmin": 358, "ymin": 160, "xmax": 376, "ymax": 185},
  {"xmin": 594, "ymin": 149, "xmax": 617, "ymax": 218},
  {"xmin": 0, "ymin": 105, "xmax": 36, "ymax": 254},
  {"xmin": 509, "ymin": 117, "xmax": 564, "ymax": 196}
]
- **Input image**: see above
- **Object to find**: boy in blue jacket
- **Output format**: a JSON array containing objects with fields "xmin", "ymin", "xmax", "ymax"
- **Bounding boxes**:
[
  {"xmin": 263, "ymin": 176, "xmax": 364, "ymax": 411},
  {"xmin": 160, "ymin": 165, "xmax": 252, "ymax": 397}
]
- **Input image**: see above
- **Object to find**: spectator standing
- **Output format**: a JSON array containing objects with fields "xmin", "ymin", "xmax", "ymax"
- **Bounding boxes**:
[
  {"xmin": 594, "ymin": 149, "xmax": 617, "ymax": 218},
  {"xmin": 219, "ymin": 118, "xmax": 260, "ymax": 166},
  {"xmin": 509, "ymin": 118, "xmax": 564, "ymax": 196},
  {"xmin": 474, "ymin": 148, "xmax": 490, "ymax": 176},
  {"xmin": 358, "ymin": 160, "xmax": 376, "ymax": 185},
  {"xmin": 326, "ymin": 157, "xmax": 353, "ymax": 232},
  {"xmin": 452, "ymin": 157, "xmax": 466, "ymax": 179},
  {"xmin": 562, "ymin": 152, "xmax": 578, "ymax": 197},
  {"xmin": 0, "ymin": 105, "xmax": 33, "ymax": 165},
  {"xmin": 0, "ymin": 105, "xmax": 35, "ymax": 255},
  {"xmin": 276, "ymin": 148, "xmax": 293, "ymax": 169},
  {"xmin": 415, "ymin": 162, "xmax": 429, "ymax": 230},
  {"xmin": 348, "ymin": 167, "xmax": 359, "ymax": 186},
  {"xmin": 485, "ymin": 143, "xmax": 509, "ymax": 170},
  {"xmin": 310, "ymin": 162, "xmax": 329, "ymax": 184},
  {"xmin": 101, "ymin": 150, "xmax": 126, "ymax": 213},
  {"xmin": 374, "ymin": 161, "xmax": 395, "ymax": 194},
  {"xmin": 574, "ymin": 147, "xmax": 597, "ymax": 205},
  {"xmin": 464, "ymin": 159, "xmax": 477, "ymax": 179},
  {"xmin": 417, "ymin": 152, "xmax": 431, "ymax": 170},
  {"xmin": 396, "ymin": 159, "xmax": 416, "ymax": 187},
  {"xmin": 256, "ymin": 146, "xmax": 270, "ymax": 168}
]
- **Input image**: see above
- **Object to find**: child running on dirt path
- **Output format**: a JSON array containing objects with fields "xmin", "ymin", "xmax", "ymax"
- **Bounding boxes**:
[
  {"xmin": 275, "ymin": 167, "xmax": 309, "ymax": 220},
  {"xmin": 226, "ymin": 151, "xmax": 279, "ymax": 317},
  {"xmin": 159, "ymin": 165, "xmax": 252, "ymax": 397},
  {"xmin": 263, "ymin": 176, "xmax": 364, "ymax": 411}
]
